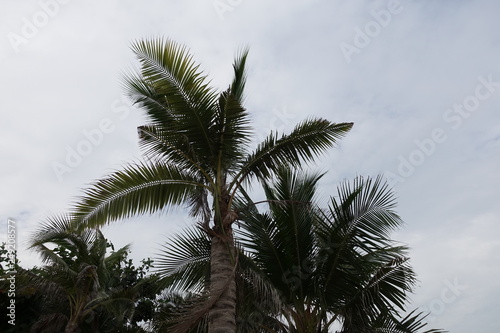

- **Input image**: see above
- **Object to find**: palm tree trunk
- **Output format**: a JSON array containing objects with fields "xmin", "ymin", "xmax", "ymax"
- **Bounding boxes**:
[{"xmin": 208, "ymin": 232, "xmax": 237, "ymax": 333}]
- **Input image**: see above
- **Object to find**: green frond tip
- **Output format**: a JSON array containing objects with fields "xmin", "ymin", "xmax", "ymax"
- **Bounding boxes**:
[
  {"xmin": 125, "ymin": 37, "xmax": 218, "ymax": 129},
  {"xmin": 231, "ymin": 46, "xmax": 249, "ymax": 102}
]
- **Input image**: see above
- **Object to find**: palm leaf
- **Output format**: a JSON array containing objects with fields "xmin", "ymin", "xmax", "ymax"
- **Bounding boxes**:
[
  {"xmin": 237, "ymin": 167, "xmax": 323, "ymax": 299},
  {"xmin": 231, "ymin": 119, "xmax": 352, "ymax": 193},
  {"xmin": 136, "ymin": 124, "xmax": 213, "ymax": 180},
  {"xmin": 317, "ymin": 176, "xmax": 404, "ymax": 293},
  {"xmin": 154, "ymin": 226, "xmax": 211, "ymax": 292},
  {"xmin": 230, "ymin": 47, "xmax": 249, "ymax": 103},
  {"xmin": 125, "ymin": 38, "xmax": 218, "ymax": 162},
  {"xmin": 370, "ymin": 309, "xmax": 448, "ymax": 333},
  {"xmin": 71, "ymin": 161, "xmax": 205, "ymax": 230},
  {"xmin": 214, "ymin": 91, "xmax": 252, "ymax": 172}
]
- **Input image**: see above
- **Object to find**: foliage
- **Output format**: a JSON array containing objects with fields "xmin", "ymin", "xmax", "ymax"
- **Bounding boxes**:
[
  {"xmin": 37, "ymin": 37, "xmax": 352, "ymax": 332},
  {"xmin": 17, "ymin": 37, "xmax": 447, "ymax": 333},
  {"xmin": 0, "ymin": 226, "xmax": 162, "ymax": 333},
  {"xmin": 152, "ymin": 169, "xmax": 447, "ymax": 333}
]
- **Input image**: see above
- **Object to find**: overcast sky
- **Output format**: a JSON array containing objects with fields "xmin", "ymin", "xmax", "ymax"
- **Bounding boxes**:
[{"xmin": 1, "ymin": 0, "xmax": 499, "ymax": 331}]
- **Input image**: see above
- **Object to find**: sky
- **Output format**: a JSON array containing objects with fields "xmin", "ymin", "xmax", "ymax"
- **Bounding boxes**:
[{"xmin": 1, "ymin": 0, "xmax": 499, "ymax": 331}]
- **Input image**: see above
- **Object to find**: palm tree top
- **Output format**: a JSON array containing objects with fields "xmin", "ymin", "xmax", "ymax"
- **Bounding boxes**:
[{"xmin": 63, "ymin": 37, "xmax": 352, "ymax": 231}]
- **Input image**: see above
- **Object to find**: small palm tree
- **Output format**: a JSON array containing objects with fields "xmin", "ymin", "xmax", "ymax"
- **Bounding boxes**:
[
  {"xmin": 27, "ymin": 217, "xmax": 142, "ymax": 333},
  {"xmin": 53, "ymin": 38, "xmax": 352, "ymax": 332}
]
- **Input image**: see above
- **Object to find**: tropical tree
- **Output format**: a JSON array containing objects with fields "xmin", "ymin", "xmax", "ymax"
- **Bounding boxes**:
[
  {"xmin": 153, "ymin": 168, "xmax": 446, "ymax": 333},
  {"xmin": 53, "ymin": 38, "xmax": 353, "ymax": 332},
  {"xmin": 238, "ymin": 169, "xmax": 445, "ymax": 333},
  {"xmin": 26, "ymin": 218, "xmax": 152, "ymax": 333}
]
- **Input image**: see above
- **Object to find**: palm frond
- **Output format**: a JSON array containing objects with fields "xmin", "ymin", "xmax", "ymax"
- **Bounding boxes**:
[
  {"xmin": 364, "ymin": 254, "xmax": 416, "ymax": 312},
  {"xmin": 317, "ymin": 176, "xmax": 404, "ymax": 291},
  {"xmin": 336, "ymin": 253, "xmax": 416, "ymax": 328},
  {"xmin": 154, "ymin": 227, "xmax": 211, "ymax": 292},
  {"xmin": 70, "ymin": 161, "xmax": 205, "ymax": 230},
  {"xmin": 236, "ymin": 255, "xmax": 288, "ymax": 332},
  {"xmin": 136, "ymin": 124, "xmax": 213, "ymax": 179},
  {"xmin": 231, "ymin": 119, "xmax": 352, "ymax": 192},
  {"xmin": 237, "ymin": 168, "xmax": 324, "ymax": 305},
  {"xmin": 131, "ymin": 38, "xmax": 217, "ymax": 109},
  {"xmin": 124, "ymin": 38, "xmax": 218, "ymax": 162},
  {"xmin": 30, "ymin": 214, "xmax": 93, "ymax": 248},
  {"xmin": 212, "ymin": 48, "xmax": 253, "ymax": 175},
  {"xmin": 230, "ymin": 47, "xmax": 249, "ymax": 103},
  {"xmin": 187, "ymin": 184, "xmax": 211, "ymax": 223},
  {"xmin": 370, "ymin": 309, "xmax": 448, "ymax": 333},
  {"xmin": 214, "ymin": 91, "xmax": 252, "ymax": 172},
  {"xmin": 152, "ymin": 291, "xmax": 208, "ymax": 333},
  {"xmin": 121, "ymin": 70, "xmax": 173, "ymax": 126}
]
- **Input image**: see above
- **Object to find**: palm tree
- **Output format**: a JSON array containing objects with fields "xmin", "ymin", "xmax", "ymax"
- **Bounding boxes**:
[
  {"xmin": 27, "ymin": 217, "xmax": 145, "ymax": 333},
  {"xmin": 54, "ymin": 38, "xmax": 352, "ymax": 332},
  {"xmin": 153, "ymin": 168, "xmax": 446, "ymax": 332},
  {"xmin": 238, "ymin": 169, "xmax": 445, "ymax": 332}
]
